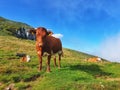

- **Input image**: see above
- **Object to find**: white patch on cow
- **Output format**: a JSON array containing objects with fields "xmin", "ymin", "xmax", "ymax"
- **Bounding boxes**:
[
  {"xmin": 51, "ymin": 50, "xmax": 54, "ymax": 54},
  {"xmin": 97, "ymin": 57, "xmax": 101, "ymax": 61},
  {"xmin": 43, "ymin": 52, "xmax": 50, "ymax": 56},
  {"xmin": 42, "ymin": 50, "xmax": 63, "ymax": 56},
  {"xmin": 58, "ymin": 50, "xmax": 62, "ymax": 55},
  {"xmin": 26, "ymin": 55, "xmax": 30, "ymax": 62}
]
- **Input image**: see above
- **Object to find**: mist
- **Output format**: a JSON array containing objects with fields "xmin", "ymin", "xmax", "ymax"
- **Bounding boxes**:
[{"xmin": 98, "ymin": 33, "xmax": 120, "ymax": 62}]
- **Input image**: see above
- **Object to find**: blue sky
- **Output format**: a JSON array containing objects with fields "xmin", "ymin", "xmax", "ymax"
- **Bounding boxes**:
[{"xmin": 1, "ymin": 0, "xmax": 120, "ymax": 61}]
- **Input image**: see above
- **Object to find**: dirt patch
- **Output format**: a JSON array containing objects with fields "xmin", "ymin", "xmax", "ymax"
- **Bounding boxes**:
[
  {"xmin": 7, "ymin": 57, "xmax": 19, "ymax": 60},
  {"xmin": 23, "ymin": 74, "xmax": 40, "ymax": 82},
  {"xmin": 106, "ymin": 78, "xmax": 120, "ymax": 81}
]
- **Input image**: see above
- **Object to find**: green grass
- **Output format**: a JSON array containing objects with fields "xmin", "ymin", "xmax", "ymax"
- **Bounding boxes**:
[{"xmin": 0, "ymin": 36, "xmax": 120, "ymax": 90}]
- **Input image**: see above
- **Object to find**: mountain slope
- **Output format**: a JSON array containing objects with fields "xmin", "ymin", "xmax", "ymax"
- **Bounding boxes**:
[
  {"xmin": 0, "ymin": 16, "xmax": 32, "ymax": 36},
  {"xmin": 0, "ymin": 35, "xmax": 120, "ymax": 90}
]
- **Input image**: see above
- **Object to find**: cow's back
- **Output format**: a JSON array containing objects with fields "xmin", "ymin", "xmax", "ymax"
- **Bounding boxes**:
[{"xmin": 44, "ymin": 36, "xmax": 62, "ymax": 53}]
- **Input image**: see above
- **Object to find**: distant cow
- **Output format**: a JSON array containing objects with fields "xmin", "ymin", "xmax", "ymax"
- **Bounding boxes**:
[
  {"xmin": 30, "ymin": 27, "xmax": 63, "ymax": 72},
  {"xmin": 16, "ymin": 53, "xmax": 31, "ymax": 62},
  {"xmin": 87, "ymin": 57, "xmax": 102, "ymax": 62},
  {"xmin": 20, "ymin": 55, "xmax": 31, "ymax": 62}
]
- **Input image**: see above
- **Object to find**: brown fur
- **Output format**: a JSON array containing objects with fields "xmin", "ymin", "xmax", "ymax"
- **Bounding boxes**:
[{"xmin": 20, "ymin": 56, "xmax": 27, "ymax": 62}]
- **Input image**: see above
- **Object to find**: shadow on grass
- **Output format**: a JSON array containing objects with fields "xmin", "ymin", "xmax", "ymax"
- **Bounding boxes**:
[{"xmin": 69, "ymin": 64, "xmax": 113, "ymax": 78}]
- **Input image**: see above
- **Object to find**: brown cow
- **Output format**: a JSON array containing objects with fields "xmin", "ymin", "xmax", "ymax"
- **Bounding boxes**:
[
  {"xmin": 87, "ymin": 57, "xmax": 102, "ymax": 62},
  {"xmin": 30, "ymin": 27, "xmax": 63, "ymax": 72}
]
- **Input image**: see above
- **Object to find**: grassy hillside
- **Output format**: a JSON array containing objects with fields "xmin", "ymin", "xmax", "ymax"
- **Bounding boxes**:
[
  {"xmin": 0, "ymin": 35, "xmax": 120, "ymax": 90},
  {"xmin": 0, "ymin": 16, "xmax": 32, "ymax": 36}
]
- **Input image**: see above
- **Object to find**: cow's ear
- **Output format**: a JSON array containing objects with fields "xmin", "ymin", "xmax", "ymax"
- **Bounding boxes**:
[
  {"xmin": 29, "ymin": 29, "xmax": 36, "ymax": 35},
  {"xmin": 46, "ymin": 31, "xmax": 49, "ymax": 35},
  {"xmin": 47, "ymin": 30, "xmax": 53, "ymax": 36}
]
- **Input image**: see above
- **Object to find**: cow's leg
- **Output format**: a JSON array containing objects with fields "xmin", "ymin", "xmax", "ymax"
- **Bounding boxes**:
[
  {"xmin": 46, "ymin": 55, "xmax": 51, "ymax": 72},
  {"xmin": 58, "ymin": 54, "xmax": 61, "ymax": 69},
  {"xmin": 54, "ymin": 56, "xmax": 57, "ymax": 67},
  {"xmin": 37, "ymin": 51, "xmax": 42, "ymax": 71}
]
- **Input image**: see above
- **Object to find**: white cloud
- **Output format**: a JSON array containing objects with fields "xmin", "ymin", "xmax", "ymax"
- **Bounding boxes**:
[
  {"xmin": 52, "ymin": 34, "xmax": 63, "ymax": 38},
  {"xmin": 98, "ymin": 33, "xmax": 120, "ymax": 62}
]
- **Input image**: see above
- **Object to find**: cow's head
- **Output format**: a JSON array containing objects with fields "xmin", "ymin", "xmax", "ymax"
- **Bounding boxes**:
[{"xmin": 35, "ymin": 27, "xmax": 48, "ymax": 47}]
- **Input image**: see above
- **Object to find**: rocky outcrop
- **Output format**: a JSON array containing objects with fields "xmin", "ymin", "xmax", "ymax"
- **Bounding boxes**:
[{"xmin": 16, "ymin": 27, "xmax": 35, "ymax": 40}]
